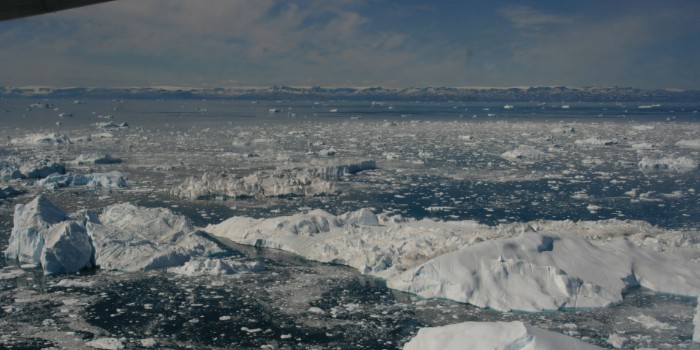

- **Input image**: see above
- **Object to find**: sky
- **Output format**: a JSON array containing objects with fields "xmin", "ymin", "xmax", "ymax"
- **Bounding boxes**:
[{"xmin": 1, "ymin": 0, "xmax": 699, "ymax": 89}]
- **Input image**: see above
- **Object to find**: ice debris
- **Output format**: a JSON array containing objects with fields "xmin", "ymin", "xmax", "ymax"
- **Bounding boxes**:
[
  {"xmin": 4, "ymin": 196, "xmax": 221, "ymax": 275},
  {"xmin": 402, "ymin": 321, "xmax": 602, "ymax": 350}
]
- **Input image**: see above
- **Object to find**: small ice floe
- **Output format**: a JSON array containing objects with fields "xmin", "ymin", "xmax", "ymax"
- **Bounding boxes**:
[
  {"xmin": 575, "ymin": 137, "xmax": 619, "ymax": 146},
  {"xmin": 96, "ymin": 121, "xmax": 128, "ymax": 129},
  {"xmin": 627, "ymin": 314, "xmax": 677, "ymax": 330},
  {"xmin": 71, "ymin": 153, "xmax": 122, "ymax": 165},
  {"xmin": 0, "ymin": 186, "xmax": 24, "ymax": 199}
]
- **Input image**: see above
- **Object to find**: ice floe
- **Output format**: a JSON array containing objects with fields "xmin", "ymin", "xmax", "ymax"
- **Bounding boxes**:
[{"xmin": 402, "ymin": 321, "xmax": 602, "ymax": 350}]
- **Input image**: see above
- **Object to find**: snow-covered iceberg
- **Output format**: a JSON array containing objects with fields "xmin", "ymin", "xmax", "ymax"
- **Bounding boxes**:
[
  {"xmin": 206, "ymin": 210, "xmax": 700, "ymax": 314},
  {"xmin": 403, "ymin": 321, "xmax": 602, "ymax": 350},
  {"xmin": 388, "ymin": 230, "xmax": 700, "ymax": 312},
  {"xmin": 4, "ymin": 196, "xmax": 221, "ymax": 275}
]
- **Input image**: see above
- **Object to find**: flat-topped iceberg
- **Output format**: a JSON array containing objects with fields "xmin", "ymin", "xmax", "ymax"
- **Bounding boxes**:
[
  {"xmin": 403, "ymin": 321, "xmax": 602, "ymax": 350},
  {"xmin": 500, "ymin": 145, "xmax": 548, "ymax": 163},
  {"xmin": 4, "ymin": 196, "xmax": 221, "ymax": 275},
  {"xmin": 71, "ymin": 153, "xmax": 122, "ymax": 165}
]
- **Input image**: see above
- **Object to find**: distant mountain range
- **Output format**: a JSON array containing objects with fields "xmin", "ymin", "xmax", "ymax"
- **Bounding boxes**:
[{"xmin": 2, "ymin": 85, "xmax": 699, "ymax": 102}]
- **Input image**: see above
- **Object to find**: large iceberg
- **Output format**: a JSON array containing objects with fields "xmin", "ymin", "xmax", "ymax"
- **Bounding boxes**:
[
  {"xmin": 403, "ymin": 321, "xmax": 602, "ymax": 350},
  {"xmin": 638, "ymin": 156, "xmax": 698, "ymax": 173},
  {"xmin": 1, "ymin": 155, "xmax": 66, "ymax": 179},
  {"xmin": 206, "ymin": 210, "xmax": 700, "ymax": 315},
  {"xmin": 388, "ymin": 230, "xmax": 700, "ymax": 311},
  {"xmin": 4, "ymin": 196, "xmax": 221, "ymax": 274}
]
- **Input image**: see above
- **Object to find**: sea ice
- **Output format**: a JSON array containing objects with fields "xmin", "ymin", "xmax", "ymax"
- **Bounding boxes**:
[{"xmin": 402, "ymin": 321, "xmax": 602, "ymax": 350}]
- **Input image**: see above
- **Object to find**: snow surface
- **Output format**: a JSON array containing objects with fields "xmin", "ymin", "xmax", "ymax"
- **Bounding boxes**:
[{"xmin": 402, "ymin": 321, "xmax": 602, "ymax": 350}]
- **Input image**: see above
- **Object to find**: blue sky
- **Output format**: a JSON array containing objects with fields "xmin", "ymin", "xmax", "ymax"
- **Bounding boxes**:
[{"xmin": 1, "ymin": 0, "xmax": 699, "ymax": 89}]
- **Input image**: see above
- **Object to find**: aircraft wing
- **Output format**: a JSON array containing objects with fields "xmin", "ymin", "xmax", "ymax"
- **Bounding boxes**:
[{"xmin": 0, "ymin": 0, "xmax": 115, "ymax": 21}]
